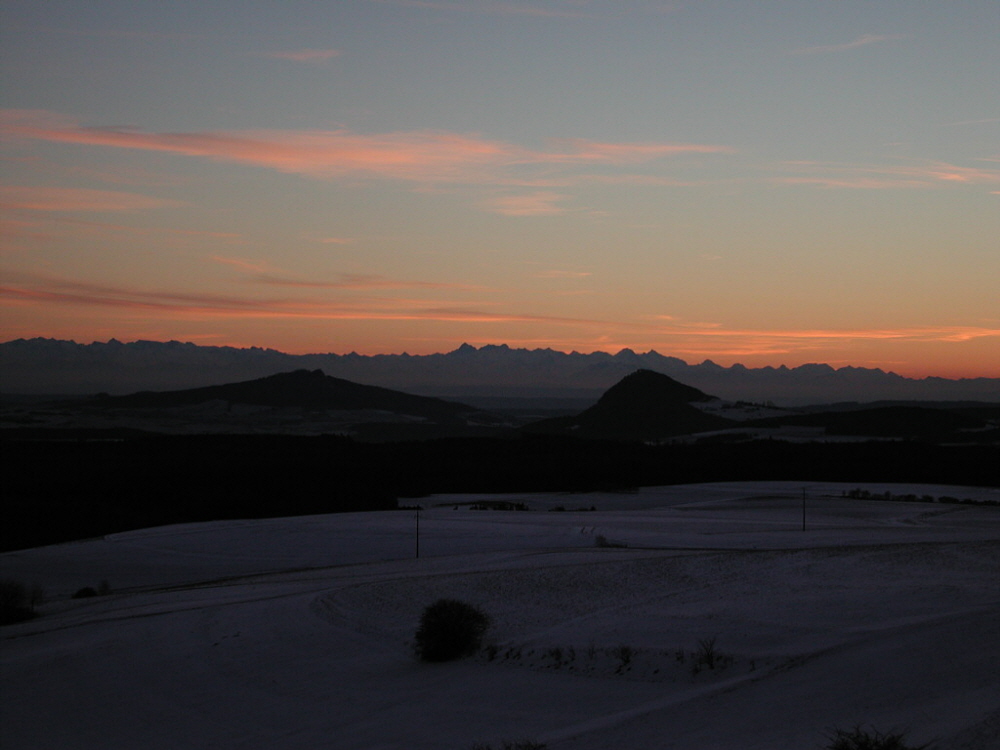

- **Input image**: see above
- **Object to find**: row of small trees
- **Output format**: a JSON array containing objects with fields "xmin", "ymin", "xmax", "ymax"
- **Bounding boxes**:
[
  {"xmin": 842, "ymin": 488, "xmax": 989, "ymax": 505},
  {"xmin": 415, "ymin": 599, "xmax": 933, "ymax": 750}
]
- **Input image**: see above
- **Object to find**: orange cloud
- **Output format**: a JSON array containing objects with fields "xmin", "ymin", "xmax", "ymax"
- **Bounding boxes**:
[
  {"xmin": 534, "ymin": 269, "xmax": 592, "ymax": 279},
  {"xmin": 6, "ymin": 272, "xmax": 998, "ymax": 356},
  {"xmin": 567, "ymin": 320, "xmax": 1000, "ymax": 365},
  {"xmin": 0, "ymin": 274, "xmax": 597, "ymax": 327},
  {"xmin": 1, "ymin": 109, "xmax": 733, "ymax": 185},
  {"xmin": 650, "ymin": 323, "xmax": 1000, "ymax": 345},
  {"xmin": 209, "ymin": 256, "xmax": 481, "ymax": 291},
  {"xmin": 313, "ymin": 237, "xmax": 355, "ymax": 245}
]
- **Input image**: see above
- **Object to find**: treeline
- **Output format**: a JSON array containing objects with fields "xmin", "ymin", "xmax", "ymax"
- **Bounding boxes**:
[
  {"xmin": 3, "ymin": 434, "xmax": 998, "ymax": 551},
  {"xmin": 2, "ymin": 434, "xmax": 396, "ymax": 552},
  {"xmin": 842, "ymin": 488, "xmax": 996, "ymax": 506}
]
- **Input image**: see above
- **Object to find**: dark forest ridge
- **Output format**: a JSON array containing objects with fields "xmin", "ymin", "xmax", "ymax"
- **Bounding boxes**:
[
  {"xmin": 3, "ymin": 366, "xmax": 998, "ymax": 550},
  {"xmin": 3, "ymin": 365, "xmax": 995, "ymax": 445},
  {"xmin": 2, "ymin": 338, "xmax": 999, "ymax": 405}
]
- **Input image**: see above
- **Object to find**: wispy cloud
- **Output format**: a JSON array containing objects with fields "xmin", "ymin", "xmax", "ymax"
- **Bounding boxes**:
[
  {"xmin": 482, "ymin": 191, "xmax": 571, "ymax": 216},
  {"xmin": 312, "ymin": 236, "xmax": 356, "ymax": 245},
  {"xmin": 654, "ymin": 325, "xmax": 1000, "ymax": 345},
  {"xmin": 210, "ymin": 256, "xmax": 479, "ymax": 291},
  {"xmin": 264, "ymin": 49, "xmax": 343, "ymax": 63},
  {"xmin": 544, "ymin": 138, "xmax": 734, "ymax": 163},
  {"xmin": 1, "ymin": 109, "xmax": 733, "ymax": 186},
  {"xmin": 596, "ymin": 322, "xmax": 1000, "ymax": 364},
  {"xmin": 0, "ymin": 272, "xmax": 588, "ymax": 326},
  {"xmin": 775, "ymin": 160, "xmax": 1000, "ymax": 189},
  {"xmin": 791, "ymin": 34, "xmax": 908, "ymax": 55},
  {"xmin": 0, "ymin": 185, "xmax": 179, "ymax": 212},
  {"xmin": 534, "ymin": 269, "xmax": 592, "ymax": 279},
  {"xmin": 8, "ymin": 271, "xmax": 997, "ymax": 351},
  {"xmin": 368, "ymin": 0, "xmax": 585, "ymax": 18},
  {"xmin": 941, "ymin": 118, "xmax": 1000, "ymax": 128}
]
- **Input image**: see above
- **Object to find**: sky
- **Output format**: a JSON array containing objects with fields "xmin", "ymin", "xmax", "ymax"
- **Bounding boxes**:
[{"xmin": 1, "ymin": 1, "xmax": 998, "ymax": 378}]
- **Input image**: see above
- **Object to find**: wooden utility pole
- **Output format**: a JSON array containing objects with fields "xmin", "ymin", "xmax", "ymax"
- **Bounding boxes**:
[{"xmin": 801, "ymin": 487, "xmax": 806, "ymax": 531}]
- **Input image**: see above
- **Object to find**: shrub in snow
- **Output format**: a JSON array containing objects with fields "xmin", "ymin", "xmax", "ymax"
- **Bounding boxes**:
[
  {"xmin": 414, "ymin": 598, "xmax": 490, "ymax": 662},
  {"xmin": 0, "ymin": 579, "xmax": 40, "ymax": 625},
  {"xmin": 72, "ymin": 580, "xmax": 111, "ymax": 599},
  {"xmin": 613, "ymin": 644, "xmax": 634, "ymax": 668},
  {"xmin": 823, "ymin": 725, "xmax": 933, "ymax": 750},
  {"xmin": 695, "ymin": 636, "xmax": 718, "ymax": 669}
]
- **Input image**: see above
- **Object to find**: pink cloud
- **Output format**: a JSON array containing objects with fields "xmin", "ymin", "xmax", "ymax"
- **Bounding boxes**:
[
  {"xmin": 265, "ymin": 49, "xmax": 343, "ymax": 62},
  {"xmin": 545, "ymin": 139, "xmax": 735, "ymax": 163},
  {"xmin": 482, "ymin": 191, "xmax": 571, "ymax": 216},
  {"xmin": 791, "ymin": 34, "xmax": 908, "ymax": 55},
  {"xmin": 776, "ymin": 160, "xmax": 1000, "ymax": 189},
  {"xmin": 0, "ymin": 185, "xmax": 178, "ymax": 212},
  {"xmin": 1, "ymin": 109, "xmax": 733, "ymax": 185}
]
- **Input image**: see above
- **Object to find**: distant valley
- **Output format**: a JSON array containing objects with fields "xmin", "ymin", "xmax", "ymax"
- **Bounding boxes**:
[{"xmin": 3, "ymin": 366, "xmax": 997, "ymax": 445}]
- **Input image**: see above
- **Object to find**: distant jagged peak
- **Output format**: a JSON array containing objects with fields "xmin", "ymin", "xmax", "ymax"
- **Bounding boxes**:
[
  {"xmin": 795, "ymin": 362, "xmax": 837, "ymax": 375},
  {"xmin": 280, "ymin": 368, "xmax": 325, "ymax": 378}
]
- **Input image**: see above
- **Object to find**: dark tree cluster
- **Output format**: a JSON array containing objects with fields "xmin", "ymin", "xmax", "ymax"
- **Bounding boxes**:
[{"xmin": 3, "ymin": 433, "xmax": 997, "ymax": 551}]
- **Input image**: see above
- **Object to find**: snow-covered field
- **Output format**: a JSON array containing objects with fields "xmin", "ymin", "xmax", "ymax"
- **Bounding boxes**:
[{"xmin": 3, "ymin": 481, "xmax": 999, "ymax": 750}]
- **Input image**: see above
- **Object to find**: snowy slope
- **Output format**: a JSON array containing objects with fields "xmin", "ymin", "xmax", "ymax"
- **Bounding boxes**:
[{"xmin": 2, "ymin": 482, "xmax": 998, "ymax": 750}]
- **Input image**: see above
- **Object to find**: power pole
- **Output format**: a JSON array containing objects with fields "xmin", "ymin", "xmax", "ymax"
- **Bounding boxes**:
[
  {"xmin": 801, "ymin": 487, "xmax": 806, "ymax": 531},
  {"xmin": 415, "ymin": 508, "xmax": 420, "ymax": 559}
]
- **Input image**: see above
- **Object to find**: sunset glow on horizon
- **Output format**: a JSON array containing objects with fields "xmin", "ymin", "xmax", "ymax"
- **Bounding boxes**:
[{"xmin": 2, "ymin": 1, "xmax": 998, "ymax": 379}]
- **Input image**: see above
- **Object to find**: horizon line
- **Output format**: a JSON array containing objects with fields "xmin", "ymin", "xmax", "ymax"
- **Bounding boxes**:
[{"xmin": 4, "ymin": 335, "xmax": 999, "ymax": 381}]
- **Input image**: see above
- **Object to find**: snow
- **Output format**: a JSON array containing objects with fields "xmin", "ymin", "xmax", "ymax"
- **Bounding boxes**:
[{"xmin": 2, "ymin": 481, "xmax": 999, "ymax": 749}]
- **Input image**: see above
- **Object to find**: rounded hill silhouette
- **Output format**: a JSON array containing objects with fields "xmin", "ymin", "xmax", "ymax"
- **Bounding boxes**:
[
  {"xmin": 94, "ymin": 369, "xmax": 474, "ymax": 422},
  {"xmin": 524, "ymin": 369, "xmax": 733, "ymax": 441}
]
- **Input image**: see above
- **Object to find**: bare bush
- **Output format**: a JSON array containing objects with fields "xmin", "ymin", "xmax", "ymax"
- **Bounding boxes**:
[
  {"xmin": 822, "ymin": 725, "xmax": 934, "ymax": 750},
  {"xmin": 414, "ymin": 599, "xmax": 490, "ymax": 662},
  {"xmin": 0, "ymin": 579, "xmax": 39, "ymax": 625}
]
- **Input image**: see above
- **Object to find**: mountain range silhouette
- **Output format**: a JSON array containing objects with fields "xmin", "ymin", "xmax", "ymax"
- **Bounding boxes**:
[{"xmin": 4, "ymin": 338, "xmax": 999, "ymax": 404}]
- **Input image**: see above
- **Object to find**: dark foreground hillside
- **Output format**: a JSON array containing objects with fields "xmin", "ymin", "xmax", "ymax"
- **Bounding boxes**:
[{"xmin": 3, "ymin": 434, "xmax": 998, "ymax": 551}]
